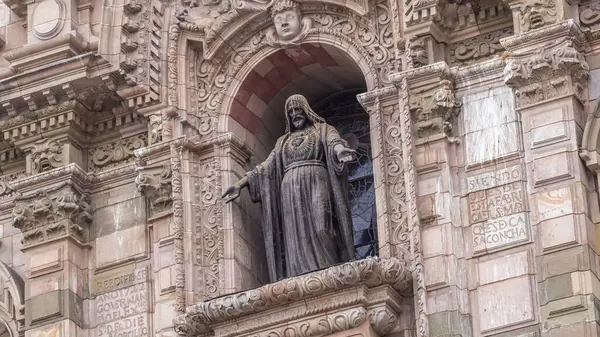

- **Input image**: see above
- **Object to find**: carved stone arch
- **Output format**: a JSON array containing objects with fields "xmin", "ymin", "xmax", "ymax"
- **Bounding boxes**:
[
  {"xmin": 0, "ymin": 262, "xmax": 25, "ymax": 337},
  {"xmin": 581, "ymin": 99, "xmax": 600, "ymax": 177},
  {"xmin": 171, "ymin": 1, "xmax": 398, "ymax": 140},
  {"xmin": 166, "ymin": 0, "xmax": 405, "ymax": 302},
  {"xmin": 216, "ymin": 34, "xmax": 381, "ymax": 134}
]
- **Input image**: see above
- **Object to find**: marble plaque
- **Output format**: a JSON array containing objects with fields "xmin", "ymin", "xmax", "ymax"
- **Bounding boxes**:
[
  {"xmin": 94, "ymin": 265, "xmax": 148, "ymax": 294},
  {"xmin": 467, "ymin": 166, "xmax": 522, "ymax": 193},
  {"xmin": 469, "ymin": 181, "xmax": 526, "ymax": 225},
  {"xmin": 96, "ymin": 283, "xmax": 149, "ymax": 325},
  {"xmin": 472, "ymin": 213, "xmax": 530, "ymax": 253},
  {"xmin": 97, "ymin": 313, "xmax": 149, "ymax": 337}
]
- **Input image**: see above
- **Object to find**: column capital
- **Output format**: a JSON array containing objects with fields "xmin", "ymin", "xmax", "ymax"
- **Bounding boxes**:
[
  {"xmin": 12, "ymin": 182, "xmax": 93, "ymax": 248},
  {"xmin": 501, "ymin": 20, "xmax": 589, "ymax": 107}
]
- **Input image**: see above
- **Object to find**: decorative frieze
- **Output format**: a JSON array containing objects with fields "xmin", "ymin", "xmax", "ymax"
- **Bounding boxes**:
[
  {"xmin": 88, "ymin": 134, "xmax": 147, "ymax": 172},
  {"xmin": 449, "ymin": 28, "xmax": 513, "ymax": 65},
  {"xmin": 12, "ymin": 184, "xmax": 94, "ymax": 247},
  {"xmin": 0, "ymin": 101, "xmax": 93, "ymax": 143}
]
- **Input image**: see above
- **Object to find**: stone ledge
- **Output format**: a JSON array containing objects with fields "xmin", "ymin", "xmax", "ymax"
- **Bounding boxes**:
[{"xmin": 174, "ymin": 257, "xmax": 412, "ymax": 337}]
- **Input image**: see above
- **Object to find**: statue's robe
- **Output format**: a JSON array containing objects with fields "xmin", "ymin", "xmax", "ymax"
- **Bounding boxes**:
[{"xmin": 246, "ymin": 122, "xmax": 355, "ymax": 282}]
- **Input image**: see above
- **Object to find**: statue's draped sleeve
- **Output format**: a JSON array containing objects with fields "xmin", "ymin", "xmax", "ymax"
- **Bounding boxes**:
[
  {"xmin": 320, "ymin": 123, "xmax": 356, "ymax": 262},
  {"xmin": 245, "ymin": 138, "xmax": 286, "ymax": 282}
]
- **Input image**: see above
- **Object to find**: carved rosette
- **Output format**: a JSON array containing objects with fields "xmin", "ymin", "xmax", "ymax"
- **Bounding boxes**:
[
  {"xmin": 12, "ymin": 185, "xmax": 93, "ymax": 247},
  {"xmin": 174, "ymin": 257, "xmax": 410, "ymax": 337},
  {"xmin": 135, "ymin": 164, "xmax": 173, "ymax": 215},
  {"xmin": 503, "ymin": 39, "xmax": 589, "ymax": 107}
]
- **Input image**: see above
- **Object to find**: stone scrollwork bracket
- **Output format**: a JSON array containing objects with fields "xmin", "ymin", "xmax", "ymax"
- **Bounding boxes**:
[{"xmin": 135, "ymin": 163, "xmax": 173, "ymax": 215}]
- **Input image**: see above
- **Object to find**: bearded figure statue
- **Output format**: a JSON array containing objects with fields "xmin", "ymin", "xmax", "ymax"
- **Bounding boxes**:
[{"xmin": 222, "ymin": 94, "xmax": 357, "ymax": 282}]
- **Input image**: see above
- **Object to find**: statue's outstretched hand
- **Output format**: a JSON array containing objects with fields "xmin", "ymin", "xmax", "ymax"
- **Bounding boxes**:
[
  {"xmin": 222, "ymin": 184, "xmax": 242, "ymax": 203},
  {"xmin": 222, "ymin": 176, "xmax": 249, "ymax": 203},
  {"xmin": 335, "ymin": 146, "xmax": 356, "ymax": 164}
]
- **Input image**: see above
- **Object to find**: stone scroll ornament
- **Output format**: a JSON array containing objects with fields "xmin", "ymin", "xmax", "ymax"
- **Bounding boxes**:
[
  {"xmin": 221, "ymin": 94, "xmax": 358, "ymax": 282},
  {"xmin": 265, "ymin": 0, "xmax": 312, "ymax": 47}
]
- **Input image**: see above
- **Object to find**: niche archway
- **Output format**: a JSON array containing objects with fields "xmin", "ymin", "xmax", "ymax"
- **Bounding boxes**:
[{"xmin": 221, "ymin": 43, "xmax": 376, "ymax": 287}]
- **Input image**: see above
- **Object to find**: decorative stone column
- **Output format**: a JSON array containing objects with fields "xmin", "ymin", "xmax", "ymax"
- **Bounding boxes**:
[
  {"xmin": 11, "ymin": 166, "xmax": 92, "ymax": 337},
  {"xmin": 502, "ymin": 20, "xmax": 597, "ymax": 336},
  {"xmin": 389, "ymin": 62, "xmax": 471, "ymax": 337}
]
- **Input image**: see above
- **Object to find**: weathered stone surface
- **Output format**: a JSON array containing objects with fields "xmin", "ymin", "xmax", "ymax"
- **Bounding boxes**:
[
  {"xmin": 0, "ymin": 0, "xmax": 597, "ymax": 336},
  {"xmin": 476, "ymin": 276, "xmax": 536, "ymax": 332}
]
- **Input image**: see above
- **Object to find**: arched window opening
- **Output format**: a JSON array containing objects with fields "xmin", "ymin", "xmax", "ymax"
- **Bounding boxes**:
[{"xmin": 313, "ymin": 89, "xmax": 378, "ymax": 260}]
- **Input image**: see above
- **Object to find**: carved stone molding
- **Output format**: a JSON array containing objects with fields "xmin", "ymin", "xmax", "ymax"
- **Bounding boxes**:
[
  {"xmin": 12, "ymin": 184, "xmax": 93, "ymax": 247},
  {"xmin": 30, "ymin": 139, "xmax": 64, "ymax": 174},
  {"xmin": 448, "ymin": 28, "xmax": 513, "ymax": 65},
  {"xmin": 88, "ymin": 134, "xmax": 147, "ymax": 172},
  {"xmin": 580, "ymin": 100, "xmax": 600, "ymax": 174},
  {"xmin": 173, "ymin": 257, "xmax": 410, "ymax": 337},
  {"xmin": 135, "ymin": 163, "xmax": 173, "ymax": 215}
]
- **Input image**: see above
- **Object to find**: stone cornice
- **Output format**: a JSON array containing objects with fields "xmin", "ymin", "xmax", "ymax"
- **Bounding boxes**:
[
  {"xmin": 500, "ymin": 19, "xmax": 588, "ymax": 52},
  {"xmin": 173, "ymin": 257, "xmax": 411, "ymax": 336},
  {"xmin": 389, "ymin": 62, "xmax": 452, "ymax": 88},
  {"xmin": 135, "ymin": 133, "xmax": 253, "ymax": 160},
  {"xmin": 451, "ymin": 58, "xmax": 505, "ymax": 89},
  {"xmin": 356, "ymin": 86, "xmax": 397, "ymax": 106}
]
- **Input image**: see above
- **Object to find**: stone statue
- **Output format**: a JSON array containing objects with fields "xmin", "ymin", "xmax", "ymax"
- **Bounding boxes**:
[
  {"xmin": 222, "ymin": 94, "xmax": 357, "ymax": 282},
  {"xmin": 266, "ymin": 0, "xmax": 311, "ymax": 47}
]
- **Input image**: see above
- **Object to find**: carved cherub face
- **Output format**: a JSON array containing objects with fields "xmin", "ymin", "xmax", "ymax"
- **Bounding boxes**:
[{"xmin": 273, "ymin": 9, "xmax": 301, "ymax": 41}]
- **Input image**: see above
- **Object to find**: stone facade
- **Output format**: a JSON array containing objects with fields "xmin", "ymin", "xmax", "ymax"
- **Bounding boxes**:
[{"xmin": 0, "ymin": 0, "xmax": 595, "ymax": 336}]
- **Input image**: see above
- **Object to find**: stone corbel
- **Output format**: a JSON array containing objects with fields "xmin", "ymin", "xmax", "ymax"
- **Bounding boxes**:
[
  {"xmin": 174, "ymin": 257, "xmax": 411, "ymax": 337},
  {"xmin": 135, "ymin": 163, "xmax": 172, "ymax": 215},
  {"xmin": 390, "ymin": 62, "xmax": 459, "ymax": 144},
  {"xmin": 12, "ymin": 183, "xmax": 93, "ymax": 248}
]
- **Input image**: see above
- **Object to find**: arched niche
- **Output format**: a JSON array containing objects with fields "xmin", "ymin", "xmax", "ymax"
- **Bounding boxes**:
[{"xmin": 174, "ymin": 0, "xmax": 407, "ymax": 299}]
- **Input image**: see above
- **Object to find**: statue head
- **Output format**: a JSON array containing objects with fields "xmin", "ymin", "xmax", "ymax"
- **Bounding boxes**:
[
  {"xmin": 270, "ymin": 0, "xmax": 303, "ymax": 42},
  {"xmin": 520, "ymin": 0, "xmax": 557, "ymax": 31},
  {"xmin": 284, "ymin": 95, "xmax": 325, "ymax": 133}
]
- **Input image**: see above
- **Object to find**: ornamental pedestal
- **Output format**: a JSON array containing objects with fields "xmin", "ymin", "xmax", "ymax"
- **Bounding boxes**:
[{"xmin": 173, "ymin": 258, "xmax": 411, "ymax": 337}]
